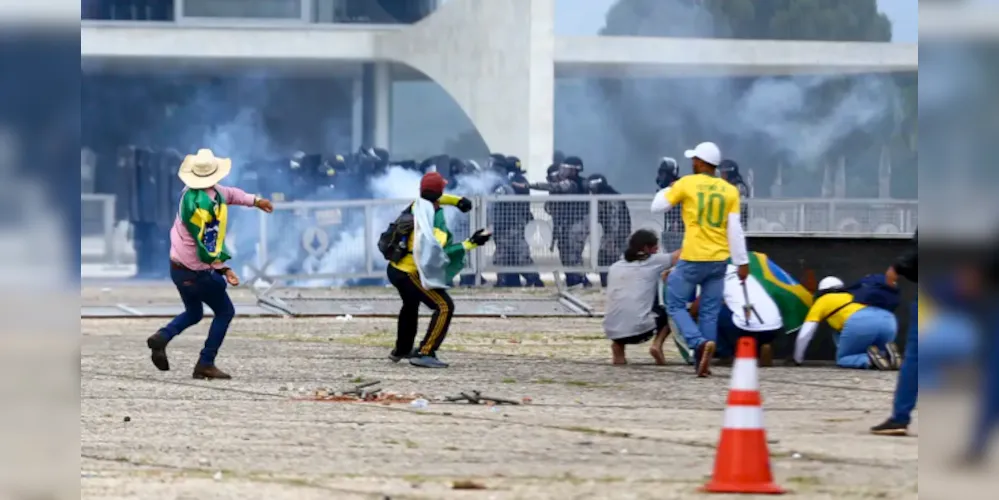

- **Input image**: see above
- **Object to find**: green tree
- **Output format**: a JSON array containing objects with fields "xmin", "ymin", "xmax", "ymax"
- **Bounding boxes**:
[{"xmin": 581, "ymin": 0, "xmax": 913, "ymax": 197}]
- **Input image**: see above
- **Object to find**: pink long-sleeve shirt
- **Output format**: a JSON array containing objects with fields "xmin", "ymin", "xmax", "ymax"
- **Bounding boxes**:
[{"xmin": 170, "ymin": 185, "xmax": 257, "ymax": 271}]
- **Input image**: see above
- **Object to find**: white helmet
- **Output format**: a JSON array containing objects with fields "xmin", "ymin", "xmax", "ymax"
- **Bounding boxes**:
[{"xmin": 818, "ymin": 276, "xmax": 844, "ymax": 291}]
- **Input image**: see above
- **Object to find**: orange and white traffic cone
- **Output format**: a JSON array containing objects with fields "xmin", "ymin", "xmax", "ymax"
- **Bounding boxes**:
[{"xmin": 702, "ymin": 336, "xmax": 785, "ymax": 495}]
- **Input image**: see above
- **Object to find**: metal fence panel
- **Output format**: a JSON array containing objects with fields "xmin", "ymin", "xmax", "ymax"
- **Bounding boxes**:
[
  {"xmin": 81, "ymin": 193, "xmax": 117, "ymax": 265},
  {"xmin": 248, "ymin": 196, "xmax": 917, "ymax": 287},
  {"xmin": 253, "ymin": 199, "xmax": 483, "ymax": 286}
]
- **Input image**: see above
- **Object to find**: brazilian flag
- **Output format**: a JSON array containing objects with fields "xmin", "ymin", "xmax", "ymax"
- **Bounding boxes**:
[
  {"xmin": 180, "ymin": 189, "xmax": 230, "ymax": 264},
  {"xmin": 661, "ymin": 252, "xmax": 813, "ymax": 364},
  {"xmin": 747, "ymin": 252, "xmax": 813, "ymax": 334}
]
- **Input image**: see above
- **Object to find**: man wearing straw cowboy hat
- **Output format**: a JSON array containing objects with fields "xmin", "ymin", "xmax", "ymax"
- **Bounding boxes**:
[{"xmin": 146, "ymin": 148, "xmax": 274, "ymax": 380}]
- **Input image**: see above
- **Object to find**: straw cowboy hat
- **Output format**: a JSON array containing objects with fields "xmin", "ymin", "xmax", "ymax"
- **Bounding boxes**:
[{"xmin": 178, "ymin": 148, "xmax": 232, "ymax": 189}]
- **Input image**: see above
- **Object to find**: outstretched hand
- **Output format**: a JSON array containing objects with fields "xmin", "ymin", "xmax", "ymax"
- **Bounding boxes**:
[
  {"xmin": 255, "ymin": 197, "xmax": 274, "ymax": 213},
  {"xmin": 456, "ymin": 197, "xmax": 473, "ymax": 213}
]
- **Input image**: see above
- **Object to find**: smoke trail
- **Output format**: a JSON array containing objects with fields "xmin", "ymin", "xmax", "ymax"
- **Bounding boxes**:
[
  {"xmin": 260, "ymin": 166, "xmax": 503, "ymax": 287},
  {"xmin": 555, "ymin": 0, "xmax": 906, "ymax": 197}
]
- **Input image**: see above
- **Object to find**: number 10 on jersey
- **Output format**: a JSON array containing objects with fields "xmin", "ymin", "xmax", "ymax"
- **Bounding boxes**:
[{"xmin": 696, "ymin": 192, "xmax": 726, "ymax": 228}]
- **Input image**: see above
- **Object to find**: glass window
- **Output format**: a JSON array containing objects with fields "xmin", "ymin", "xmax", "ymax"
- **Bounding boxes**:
[
  {"xmin": 183, "ymin": 0, "xmax": 302, "ymax": 19},
  {"xmin": 313, "ymin": 0, "xmax": 438, "ymax": 24},
  {"xmin": 82, "ymin": 0, "xmax": 175, "ymax": 21}
]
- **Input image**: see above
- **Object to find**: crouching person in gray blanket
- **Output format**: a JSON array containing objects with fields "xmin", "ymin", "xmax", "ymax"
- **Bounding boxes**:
[{"xmin": 602, "ymin": 229, "xmax": 680, "ymax": 365}]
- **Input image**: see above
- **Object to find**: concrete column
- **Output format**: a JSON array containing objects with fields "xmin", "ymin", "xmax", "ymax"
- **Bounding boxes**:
[
  {"xmin": 373, "ymin": 62, "xmax": 392, "ymax": 150},
  {"xmin": 351, "ymin": 76, "xmax": 363, "ymax": 151},
  {"xmin": 380, "ymin": 0, "xmax": 555, "ymax": 181}
]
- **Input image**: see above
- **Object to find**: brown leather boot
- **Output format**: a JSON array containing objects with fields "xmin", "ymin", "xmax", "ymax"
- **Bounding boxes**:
[
  {"xmin": 146, "ymin": 331, "xmax": 170, "ymax": 371},
  {"xmin": 192, "ymin": 364, "xmax": 231, "ymax": 380}
]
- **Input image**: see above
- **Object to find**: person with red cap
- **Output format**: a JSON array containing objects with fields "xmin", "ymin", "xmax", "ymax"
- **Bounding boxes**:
[{"xmin": 383, "ymin": 171, "xmax": 490, "ymax": 368}]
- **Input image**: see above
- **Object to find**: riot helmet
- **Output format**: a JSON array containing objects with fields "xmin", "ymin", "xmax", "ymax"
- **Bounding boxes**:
[{"xmin": 656, "ymin": 157, "xmax": 679, "ymax": 189}]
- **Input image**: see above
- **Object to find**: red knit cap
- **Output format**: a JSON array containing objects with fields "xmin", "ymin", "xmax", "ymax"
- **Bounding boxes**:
[{"xmin": 420, "ymin": 172, "xmax": 448, "ymax": 194}]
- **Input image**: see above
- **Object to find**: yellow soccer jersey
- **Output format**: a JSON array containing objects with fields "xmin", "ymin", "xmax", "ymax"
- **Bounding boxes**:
[{"xmin": 664, "ymin": 174, "xmax": 741, "ymax": 261}]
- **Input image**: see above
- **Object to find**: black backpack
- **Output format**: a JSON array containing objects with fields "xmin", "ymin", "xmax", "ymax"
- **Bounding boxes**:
[{"xmin": 377, "ymin": 212, "xmax": 415, "ymax": 263}]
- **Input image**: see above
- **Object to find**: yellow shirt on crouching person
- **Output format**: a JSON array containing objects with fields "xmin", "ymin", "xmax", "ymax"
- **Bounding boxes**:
[
  {"xmin": 792, "ymin": 291, "xmax": 867, "ymax": 363},
  {"xmin": 804, "ymin": 292, "xmax": 867, "ymax": 331}
]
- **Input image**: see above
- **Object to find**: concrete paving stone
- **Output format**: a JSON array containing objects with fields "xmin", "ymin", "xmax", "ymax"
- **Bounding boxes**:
[{"xmin": 81, "ymin": 285, "xmax": 918, "ymax": 499}]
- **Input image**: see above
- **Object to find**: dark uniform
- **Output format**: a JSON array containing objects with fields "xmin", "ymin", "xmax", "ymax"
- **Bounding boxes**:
[
  {"xmin": 656, "ymin": 157, "xmax": 684, "ymax": 253},
  {"xmin": 530, "ymin": 156, "xmax": 590, "ymax": 287},
  {"xmin": 587, "ymin": 174, "xmax": 632, "ymax": 288},
  {"xmin": 120, "ymin": 147, "xmax": 180, "ymax": 279},
  {"xmin": 719, "ymin": 160, "xmax": 750, "ymax": 228},
  {"xmin": 492, "ymin": 156, "xmax": 543, "ymax": 287}
]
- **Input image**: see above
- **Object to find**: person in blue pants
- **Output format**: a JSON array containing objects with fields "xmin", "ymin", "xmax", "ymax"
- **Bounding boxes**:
[
  {"xmin": 964, "ymin": 322, "xmax": 999, "ymax": 463},
  {"xmin": 871, "ymin": 230, "xmax": 918, "ymax": 435},
  {"xmin": 651, "ymin": 142, "xmax": 750, "ymax": 377},
  {"xmin": 871, "ymin": 302, "xmax": 919, "ymax": 435}
]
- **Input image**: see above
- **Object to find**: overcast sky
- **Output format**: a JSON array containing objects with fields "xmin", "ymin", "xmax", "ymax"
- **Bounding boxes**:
[{"xmin": 553, "ymin": 0, "xmax": 918, "ymax": 42}]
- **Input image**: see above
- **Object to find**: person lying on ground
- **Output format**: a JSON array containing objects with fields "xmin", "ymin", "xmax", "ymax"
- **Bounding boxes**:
[{"xmin": 602, "ymin": 229, "xmax": 680, "ymax": 365}]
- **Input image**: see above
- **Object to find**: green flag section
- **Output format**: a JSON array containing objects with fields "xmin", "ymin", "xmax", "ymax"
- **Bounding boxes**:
[
  {"xmin": 747, "ymin": 252, "xmax": 813, "ymax": 334},
  {"xmin": 180, "ymin": 188, "xmax": 230, "ymax": 265}
]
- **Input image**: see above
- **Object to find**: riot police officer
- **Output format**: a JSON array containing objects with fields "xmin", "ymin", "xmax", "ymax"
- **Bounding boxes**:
[
  {"xmin": 530, "ymin": 156, "xmax": 590, "ymax": 287},
  {"xmin": 719, "ymin": 159, "xmax": 750, "ymax": 228},
  {"xmin": 587, "ymin": 174, "xmax": 631, "ymax": 288},
  {"xmin": 491, "ymin": 156, "xmax": 543, "ymax": 287},
  {"xmin": 122, "ymin": 147, "xmax": 178, "ymax": 279},
  {"xmin": 656, "ymin": 157, "xmax": 684, "ymax": 253}
]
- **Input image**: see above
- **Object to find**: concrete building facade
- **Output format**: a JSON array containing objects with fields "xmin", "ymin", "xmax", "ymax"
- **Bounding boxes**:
[{"xmin": 82, "ymin": 0, "xmax": 917, "ymax": 180}]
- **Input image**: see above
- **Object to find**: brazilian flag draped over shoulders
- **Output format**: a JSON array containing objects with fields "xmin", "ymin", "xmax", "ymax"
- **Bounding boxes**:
[
  {"xmin": 180, "ymin": 188, "xmax": 231, "ymax": 264},
  {"xmin": 747, "ymin": 251, "xmax": 813, "ymax": 333}
]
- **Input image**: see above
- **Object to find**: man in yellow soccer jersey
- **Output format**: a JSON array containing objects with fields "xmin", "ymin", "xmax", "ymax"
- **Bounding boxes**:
[{"xmin": 650, "ymin": 142, "xmax": 750, "ymax": 377}]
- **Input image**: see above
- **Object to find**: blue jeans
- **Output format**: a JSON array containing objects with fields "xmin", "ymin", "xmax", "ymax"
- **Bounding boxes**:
[
  {"xmin": 919, "ymin": 312, "xmax": 978, "ymax": 389},
  {"xmin": 666, "ymin": 260, "xmax": 727, "ymax": 351},
  {"xmin": 161, "ymin": 266, "xmax": 236, "ymax": 366},
  {"xmin": 837, "ymin": 307, "xmax": 898, "ymax": 369},
  {"xmin": 970, "ymin": 317, "xmax": 999, "ymax": 457},
  {"xmin": 891, "ymin": 301, "xmax": 919, "ymax": 424},
  {"xmin": 717, "ymin": 304, "xmax": 778, "ymax": 358}
]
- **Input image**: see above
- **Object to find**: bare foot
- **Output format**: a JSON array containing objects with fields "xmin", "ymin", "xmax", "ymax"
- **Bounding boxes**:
[
  {"xmin": 611, "ymin": 343, "xmax": 627, "ymax": 365},
  {"xmin": 649, "ymin": 346, "xmax": 666, "ymax": 365}
]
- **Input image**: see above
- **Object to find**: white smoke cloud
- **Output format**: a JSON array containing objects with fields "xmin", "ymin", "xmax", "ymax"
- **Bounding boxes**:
[
  {"xmin": 255, "ymin": 166, "xmax": 503, "ymax": 287},
  {"xmin": 555, "ymin": 0, "xmax": 907, "ymax": 196}
]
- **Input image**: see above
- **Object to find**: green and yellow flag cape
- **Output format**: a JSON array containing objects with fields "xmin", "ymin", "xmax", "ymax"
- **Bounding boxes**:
[
  {"xmin": 746, "ymin": 251, "xmax": 813, "ymax": 333},
  {"xmin": 180, "ymin": 189, "xmax": 230, "ymax": 264}
]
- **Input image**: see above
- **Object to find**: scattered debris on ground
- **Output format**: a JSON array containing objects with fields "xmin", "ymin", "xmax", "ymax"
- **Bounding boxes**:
[
  {"xmin": 290, "ymin": 381, "xmax": 530, "ymax": 407},
  {"xmin": 452, "ymin": 479, "xmax": 487, "ymax": 490},
  {"xmin": 292, "ymin": 380, "xmax": 423, "ymax": 404},
  {"xmin": 443, "ymin": 390, "xmax": 521, "ymax": 405}
]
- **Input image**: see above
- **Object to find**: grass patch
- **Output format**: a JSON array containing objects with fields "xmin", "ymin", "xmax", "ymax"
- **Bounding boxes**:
[
  {"xmin": 787, "ymin": 476, "xmax": 822, "ymax": 486},
  {"xmin": 501, "ymin": 378, "xmax": 517, "ymax": 384},
  {"xmin": 403, "ymin": 439, "xmax": 420, "ymax": 449},
  {"xmin": 534, "ymin": 378, "xmax": 556, "ymax": 384}
]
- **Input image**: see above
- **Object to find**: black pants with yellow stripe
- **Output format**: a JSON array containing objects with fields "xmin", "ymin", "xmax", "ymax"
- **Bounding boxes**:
[{"xmin": 386, "ymin": 265, "xmax": 455, "ymax": 357}]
